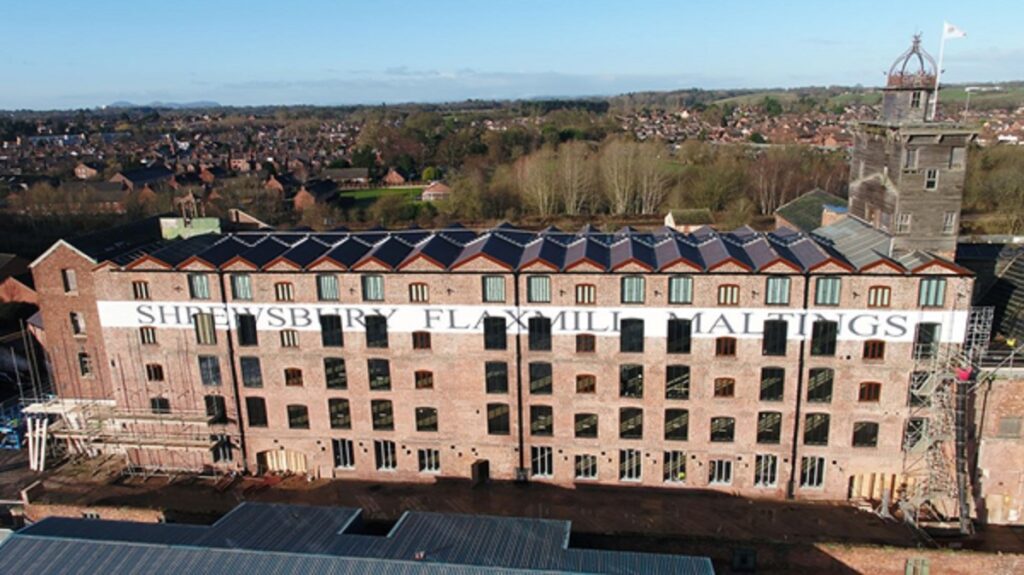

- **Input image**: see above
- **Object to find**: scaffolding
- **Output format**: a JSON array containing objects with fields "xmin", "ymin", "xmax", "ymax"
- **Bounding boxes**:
[
  {"xmin": 900, "ymin": 306, "xmax": 993, "ymax": 535},
  {"xmin": 22, "ymin": 397, "xmax": 218, "ymax": 473}
]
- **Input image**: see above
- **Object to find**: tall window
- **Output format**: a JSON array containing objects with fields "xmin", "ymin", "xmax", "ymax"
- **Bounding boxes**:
[
  {"xmin": 863, "ymin": 340, "xmax": 885, "ymax": 360},
  {"xmin": 667, "ymin": 319, "xmax": 692, "ymax": 354},
  {"xmin": 530, "ymin": 405, "xmax": 553, "ymax": 436},
  {"xmin": 320, "ymin": 314, "xmax": 344, "ymax": 347},
  {"xmin": 131, "ymin": 280, "xmax": 150, "ymax": 300},
  {"xmin": 619, "ymin": 449, "xmax": 643, "ymax": 481},
  {"xmin": 852, "ymin": 422, "xmax": 879, "ymax": 448},
  {"xmin": 710, "ymin": 416, "xmax": 735, "ymax": 442},
  {"xmin": 668, "ymin": 276, "xmax": 693, "ymax": 304},
  {"xmin": 240, "ymin": 357, "xmax": 262, "ymax": 387},
  {"xmin": 867, "ymin": 286, "xmax": 891, "ymax": 308},
  {"xmin": 482, "ymin": 275, "xmax": 505, "ymax": 302},
  {"xmin": 324, "ymin": 358, "xmax": 347, "ymax": 389},
  {"xmin": 765, "ymin": 276, "xmax": 790, "ymax": 305},
  {"xmin": 576, "ymin": 454, "xmax": 598, "ymax": 480},
  {"xmin": 371, "ymin": 400, "xmax": 394, "ymax": 430},
  {"xmin": 78, "ymin": 352, "xmax": 93, "ymax": 377},
  {"xmin": 913, "ymin": 322, "xmax": 941, "ymax": 360},
  {"xmin": 708, "ymin": 459, "xmax": 733, "ymax": 485},
  {"xmin": 858, "ymin": 381, "xmax": 881, "ymax": 402},
  {"xmin": 205, "ymin": 395, "xmax": 227, "ymax": 424},
  {"xmin": 274, "ymin": 282, "xmax": 294, "ymax": 302},
  {"xmin": 284, "ymin": 367, "xmax": 304, "ymax": 387},
  {"xmin": 576, "ymin": 334, "xmax": 596, "ymax": 353},
  {"xmin": 760, "ymin": 367, "xmax": 785, "ymax": 401},
  {"xmin": 575, "ymin": 284, "xmax": 596, "ymax": 304},
  {"xmin": 897, "ymin": 213, "xmax": 912, "ymax": 234},
  {"xmin": 69, "ymin": 312, "xmax": 86, "ymax": 336},
  {"xmin": 483, "ymin": 317, "xmax": 507, "ymax": 350},
  {"xmin": 412, "ymin": 331, "xmax": 431, "ymax": 350},
  {"xmin": 193, "ymin": 313, "xmax": 217, "ymax": 345},
  {"xmin": 230, "ymin": 274, "xmax": 252, "ymax": 300},
  {"xmin": 919, "ymin": 278, "xmax": 947, "ymax": 308},
  {"xmin": 280, "ymin": 329, "xmax": 299, "ymax": 348},
  {"xmin": 665, "ymin": 365, "xmax": 690, "ymax": 399},
  {"xmin": 365, "ymin": 315, "xmax": 389, "ymax": 348},
  {"xmin": 287, "ymin": 404, "xmax": 309, "ymax": 429},
  {"xmin": 665, "ymin": 409, "xmax": 689, "ymax": 441},
  {"xmin": 408, "ymin": 282, "xmax": 429, "ymax": 303},
  {"xmin": 61, "ymin": 269, "xmax": 77, "ymax": 292},
  {"xmin": 245, "ymin": 397, "xmax": 267, "ymax": 427},
  {"xmin": 807, "ymin": 368, "xmax": 834, "ymax": 403},
  {"xmin": 485, "ymin": 362, "xmax": 508, "ymax": 394},
  {"xmin": 717, "ymin": 284, "xmax": 739, "ymax": 306},
  {"xmin": 368, "ymin": 359, "xmax": 391, "ymax": 391},
  {"xmin": 418, "ymin": 449, "xmax": 441, "ymax": 473},
  {"xmin": 619, "ymin": 408, "xmax": 643, "ymax": 439},
  {"xmin": 415, "ymin": 370, "xmax": 434, "ymax": 389},
  {"xmin": 903, "ymin": 147, "xmax": 918, "ymax": 169},
  {"xmin": 619, "ymin": 364, "xmax": 643, "ymax": 398},
  {"xmin": 317, "ymin": 274, "xmax": 339, "ymax": 301},
  {"xmin": 664, "ymin": 450, "xmax": 687, "ymax": 483},
  {"xmin": 527, "ymin": 275, "xmax": 551, "ymax": 303},
  {"xmin": 487, "ymin": 403, "xmax": 510, "ymax": 435},
  {"xmin": 754, "ymin": 454, "xmax": 778, "ymax": 487},
  {"xmin": 575, "ymin": 374, "xmax": 596, "ymax": 394},
  {"xmin": 814, "ymin": 277, "xmax": 841, "ymax": 306},
  {"xmin": 924, "ymin": 168, "xmax": 938, "ymax": 190},
  {"xmin": 531, "ymin": 446, "xmax": 553, "ymax": 478},
  {"xmin": 715, "ymin": 337, "xmax": 737, "ymax": 357},
  {"xmin": 333, "ymin": 439, "xmax": 355, "ymax": 469},
  {"xmin": 198, "ymin": 356, "xmax": 221, "ymax": 386},
  {"xmin": 810, "ymin": 320, "xmax": 837, "ymax": 356},
  {"xmin": 145, "ymin": 363, "xmax": 164, "ymax": 382},
  {"xmin": 236, "ymin": 314, "xmax": 257, "ymax": 346},
  {"xmin": 621, "ymin": 276, "xmax": 645, "ymax": 304},
  {"xmin": 910, "ymin": 91, "xmax": 922, "ymax": 108},
  {"xmin": 361, "ymin": 274, "xmax": 384, "ymax": 301},
  {"xmin": 619, "ymin": 319, "xmax": 644, "ymax": 353},
  {"xmin": 375, "ymin": 440, "xmax": 397, "ymax": 470},
  {"xmin": 713, "ymin": 377, "xmax": 735, "ymax": 398},
  {"xmin": 757, "ymin": 411, "xmax": 782, "ymax": 444},
  {"xmin": 575, "ymin": 413, "xmax": 598, "ymax": 438},
  {"xmin": 529, "ymin": 362, "xmax": 552, "ymax": 394},
  {"xmin": 943, "ymin": 211, "xmax": 957, "ymax": 235},
  {"xmin": 528, "ymin": 317, "xmax": 552, "ymax": 351},
  {"xmin": 800, "ymin": 456, "xmax": 826, "ymax": 488},
  {"xmin": 762, "ymin": 320, "xmax": 788, "ymax": 356},
  {"xmin": 804, "ymin": 413, "xmax": 830, "ymax": 446},
  {"xmin": 415, "ymin": 407, "xmax": 438, "ymax": 432},
  {"xmin": 188, "ymin": 273, "xmax": 210, "ymax": 300}
]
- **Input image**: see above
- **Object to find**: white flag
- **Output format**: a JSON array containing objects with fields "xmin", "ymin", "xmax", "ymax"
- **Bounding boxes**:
[{"xmin": 943, "ymin": 21, "xmax": 966, "ymax": 39}]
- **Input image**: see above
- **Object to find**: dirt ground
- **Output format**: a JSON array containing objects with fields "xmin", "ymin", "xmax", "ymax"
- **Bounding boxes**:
[{"xmin": 8, "ymin": 451, "xmax": 1024, "ymax": 559}]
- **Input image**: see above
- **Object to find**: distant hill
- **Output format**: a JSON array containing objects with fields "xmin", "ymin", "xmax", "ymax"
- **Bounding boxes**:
[{"xmin": 106, "ymin": 100, "xmax": 222, "ymax": 110}]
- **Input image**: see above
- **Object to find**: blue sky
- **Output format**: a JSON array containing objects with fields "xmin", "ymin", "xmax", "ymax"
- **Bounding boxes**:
[{"xmin": 1, "ymin": 0, "xmax": 1021, "ymax": 110}]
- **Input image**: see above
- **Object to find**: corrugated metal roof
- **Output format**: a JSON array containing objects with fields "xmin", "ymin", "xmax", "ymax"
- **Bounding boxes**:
[
  {"xmin": 3, "ymin": 503, "xmax": 714, "ymax": 575},
  {"xmin": 813, "ymin": 216, "xmax": 892, "ymax": 269}
]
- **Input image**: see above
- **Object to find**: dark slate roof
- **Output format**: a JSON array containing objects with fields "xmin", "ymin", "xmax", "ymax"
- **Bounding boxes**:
[
  {"xmin": 55, "ymin": 219, "xmax": 963, "ymax": 275},
  {"xmin": 115, "ymin": 165, "xmax": 174, "ymax": 185},
  {"xmin": 4, "ymin": 503, "xmax": 713, "ymax": 575},
  {"xmin": 775, "ymin": 188, "xmax": 848, "ymax": 232}
]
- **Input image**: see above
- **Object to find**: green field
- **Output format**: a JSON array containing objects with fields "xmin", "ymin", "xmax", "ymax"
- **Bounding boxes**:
[{"xmin": 339, "ymin": 187, "xmax": 423, "ymax": 201}]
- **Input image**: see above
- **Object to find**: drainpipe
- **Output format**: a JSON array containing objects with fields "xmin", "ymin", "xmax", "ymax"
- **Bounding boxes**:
[
  {"xmin": 787, "ymin": 272, "xmax": 811, "ymax": 499},
  {"xmin": 513, "ymin": 270, "xmax": 526, "ymax": 479},
  {"xmin": 217, "ymin": 271, "xmax": 249, "ymax": 474}
]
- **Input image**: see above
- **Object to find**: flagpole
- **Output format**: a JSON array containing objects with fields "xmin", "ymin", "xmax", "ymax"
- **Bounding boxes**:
[{"xmin": 931, "ymin": 25, "xmax": 946, "ymax": 121}]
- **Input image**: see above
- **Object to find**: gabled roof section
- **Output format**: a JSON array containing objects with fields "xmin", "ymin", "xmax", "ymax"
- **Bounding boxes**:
[
  {"xmin": 399, "ymin": 234, "xmax": 462, "ymax": 270},
  {"xmin": 271, "ymin": 237, "xmax": 332, "ymax": 269},
  {"xmin": 564, "ymin": 236, "xmax": 610, "ymax": 271},
  {"xmin": 314, "ymin": 236, "xmax": 374, "ymax": 269},
  {"xmin": 813, "ymin": 215, "xmax": 892, "ymax": 270},
  {"xmin": 609, "ymin": 236, "xmax": 657, "ymax": 271},
  {"xmin": 520, "ymin": 236, "xmax": 567, "ymax": 270},
  {"xmin": 452, "ymin": 233, "xmax": 523, "ymax": 270},
  {"xmin": 775, "ymin": 188, "xmax": 848, "ymax": 232},
  {"xmin": 355, "ymin": 236, "xmax": 415, "ymax": 270}
]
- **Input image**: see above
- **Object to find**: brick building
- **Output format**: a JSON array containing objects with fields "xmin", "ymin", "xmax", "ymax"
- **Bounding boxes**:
[{"xmin": 28, "ymin": 216, "xmax": 976, "ymax": 503}]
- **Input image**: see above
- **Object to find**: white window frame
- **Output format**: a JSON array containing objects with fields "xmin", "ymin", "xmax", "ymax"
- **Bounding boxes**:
[
  {"xmin": 231, "ymin": 273, "xmax": 252, "ymax": 300},
  {"xmin": 333, "ymin": 438, "xmax": 355, "ymax": 469},
  {"xmin": 621, "ymin": 276, "xmax": 645, "ymax": 304},
  {"xmin": 663, "ymin": 450, "xmax": 687, "ymax": 484},
  {"xmin": 482, "ymin": 275, "xmax": 506, "ymax": 303},
  {"xmin": 530, "ymin": 446, "xmax": 553, "ymax": 478},
  {"xmin": 374, "ymin": 439, "xmax": 397, "ymax": 471},
  {"xmin": 188, "ymin": 273, "xmax": 210, "ymax": 300},
  {"xmin": 668, "ymin": 275, "xmax": 693, "ymax": 305},
  {"xmin": 527, "ymin": 275, "xmax": 551, "ymax": 303},
  {"xmin": 754, "ymin": 454, "xmax": 778, "ymax": 487},
  {"xmin": 765, "ymin": 276, "xmax": 790, "ymax": 305},
  {"xmin": 708, "ymin": 458, "xmax": 733, "ymax": 485},
  {"xmin": 924, "ymin": 168, "xmax": 939, "ymax": 190},
  {"xmin": 619, "ymin": 448, "xmax": 643, "ymax": 482},
  {"xmin": 800, "ymin": 455, "xmax": 826, "ymax": 489},
  {"xmin": 362, "ymin": 274, "xmax": 385, "ymax": 302},
  {"xmin": 574, "ymin": 454, "xmax": 598, "ymax": 480},
  {"xmin": 918, "ymin": 278, "xmax": 947, "ymax": 308},
  {"xmin": 417, "ymin": 448, "xmax": 441, "ymax": 474},
  {"xmin": 317, "ymin": 274, "xmax": 339, "ymax": 301}
]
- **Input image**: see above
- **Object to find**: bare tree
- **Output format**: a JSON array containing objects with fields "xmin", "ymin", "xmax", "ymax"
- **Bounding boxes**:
[
  {"xmin": 516, "ymin": 147, "xmax": 560, "ymax": 217},
  {"xmin": 636, "ymin": 142, "xmax": 670, "ymax": 214},
  {"xmin": 600, "ymin": 139, "xmax": 638, "ymax": 215},
  {"xmin": 557, "ymin": 141, "xmax": 597, "ymax": 215}
]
